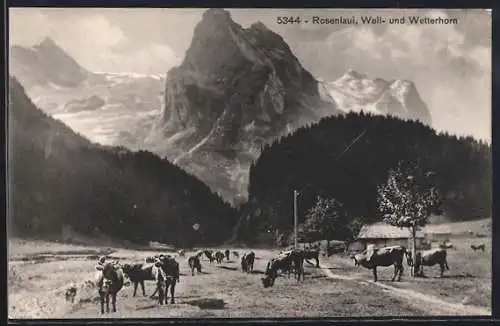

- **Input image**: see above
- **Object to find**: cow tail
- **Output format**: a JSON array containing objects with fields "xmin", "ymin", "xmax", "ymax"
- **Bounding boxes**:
[{"xmin": 444, "ymin": 251, "xmax": 449, "ymax": 270}]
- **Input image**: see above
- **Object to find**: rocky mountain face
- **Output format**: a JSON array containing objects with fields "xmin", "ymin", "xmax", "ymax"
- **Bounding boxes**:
[
  {"xmin": 145, "ymin": 9, "xmax": 339, "ymax": 204},
  {"xmin": 319, "ymin": 69, "xmax": 432, "ymax": 125},
  {"xmin": 146, "ymin": 9, "xmax": 432, "ymax": 205},
  {"xmin": 9, "ymin": 76, "xmax": 236, "ymax": 245},
  {"xmin": 9, "ymin": 39, "xmax": 165, "ymax": 148}
]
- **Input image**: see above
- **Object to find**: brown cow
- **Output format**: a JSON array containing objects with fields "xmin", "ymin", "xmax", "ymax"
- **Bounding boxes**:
[
  {"xmin": 352, "ymin": 246, "xmax": 406, "ymax": 282},
  {"xmin": 406, "ymin": 248, "xmax": 449, "ymax": 277},
  {"xmin": 471, "ymin": 243, "xmax": 485, "ymax": 252},
  {"xmin": 214, "ymin": 251, "xmax": 225, "ymax": 264},
  {"xmin": 188, "ymin": 255, "xmax": 202, "ymax": 276},
  {"xmin": 152, "ymin": 255, "xmax": 180, "ymax": 304},
  {"xmin": 121, "ymin": 263, "xmax": 157, "ymax": 297},
  {"xmin": 95, "ymin": 259, "xmax": 124, "ymax": 313},
  {"xmin": 261, "ymin": 249, "xmax": 305, "ymax": 288},
  {"xmin": 241, "ymin": 251, "xmax": 255, "ymax": 273}
]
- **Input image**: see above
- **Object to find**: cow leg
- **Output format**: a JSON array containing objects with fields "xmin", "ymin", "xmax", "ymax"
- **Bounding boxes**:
[
  {"xmin": 133, "ymin": 281, "xmax": 138, "ymax": 297},
  {"xmin": 100, "ymin": 294, "xmax": 105, "ymax": 314},
  {"xmin": 165, "ymin": 281, "xmax": 170, "ymax": 304},
  {"xmin": 391, "ymin": 264, "xmax": 397, "ymax": 282},
  {"xmin": 150, "ymin": 287, "xmax": 158, "ymax": 298},
  {"xmin": 170, "ymin": 281, "xmax": 176, "ymax": 304},
  {"xmin": 440, "ymin": 263, "xmax": 445, "ymax": 277},
  {"xmin": 158, "ymin": 284, "xmax": 164, "ymax": 305},
  {"xmin": 141, "ymin": 281, "xmax": 146, "ymax": 296},
  {"xmin": 398, "ymin": 264, "xmax": 404, "ymax": 281},
  {"xmin": 106, "ymin": 294, "xmax": 110, "ymax": 313},
  {"xmin": 112, "ymin": 293, "xmax": 117, "ymax": 312},
  {"xmin": 445, "ymin": 260, "xmax": 450, "ymax": 270},
  {"xmin": 372, "ymin": 267, "xmax": 378, "ymax": 282},
  {"xmin": 316, "ymin": 258, "xmax": 320, "ymax": 268}
]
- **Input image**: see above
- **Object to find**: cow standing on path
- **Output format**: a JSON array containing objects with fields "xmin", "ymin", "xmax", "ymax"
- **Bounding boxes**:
[
  {"xmin": 351, "ymin": 246, "xmax": 406, "ymax": 282},
  {"xmin": 406, "ymin": 248, "xmax": 449, "ymax": 277},
  {"xmin": 224, "ymin": 249, "xmax": 230, "ymax": 261}
]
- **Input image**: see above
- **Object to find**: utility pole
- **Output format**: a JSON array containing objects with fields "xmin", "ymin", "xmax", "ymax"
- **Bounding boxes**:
[{"xmin": 294, "ymin": 190, "xmax": 298, "ymax": 250}]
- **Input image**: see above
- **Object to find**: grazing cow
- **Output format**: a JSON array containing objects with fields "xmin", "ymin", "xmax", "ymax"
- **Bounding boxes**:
[
  {"xmin": 153, "ymin": 255, "xmax": 180, "ymax": 304},
  {"xmin": 261, "ymin": 249, "xmax": 305, "ymax": 288},
  {"xmin": 241, "ymin": 251, "xmax": 255, "ymax": 273},
  {"xmin": 145, "ymin": 255, "xmax": 160, "ymax": 264},
  {"xmin": 224, "ymin": 249, "xmax": 230, "ymax": 261},
  {"xmin": 178, "ymin": 249, "xmax": 186, "ymax": 257},
  {"xmin": 471, "ymin": 243, "xmax": 486, "ymax": 252},
  {"xmin": 65, "ymin": 286, "xmax": 77, "ymax": 303},
  {"xmin": 188, "ymin": 255, "xmax": 202, "ymax": 276},
  {"xmin": 406, "ymin": 248, "xmax": 449, "ymax": 277},
  {"xmin": 121, "ymin": 263, "xmax": 157, "ymax": 297},
  {"xmin": 303, "ymin": 249, "xmax": 320, "ymax": 268},
  {"xmin": 95, "ymin": 260, "xmax": 124, "ymax": 313},
  {"xmin": 232, "ymin": 251, "xmax": 240, "ymax": 259},
  {"xmin": 351, "ymin": 246, "xmax": 406, "ymax": 282},
  {"xmin": 202, "ymin": 250, "xmax": 214, "ymax": 263},
  {"xmin": 214, "ymin": 251, "xmax": 225, "ymax": 264},
  {"xmin": 439, "ymin": 242, "xmax": 454, "ymax": 250}
]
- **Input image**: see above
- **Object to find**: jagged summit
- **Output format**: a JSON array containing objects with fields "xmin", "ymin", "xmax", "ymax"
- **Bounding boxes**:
[
  {"xmin": 201, "ymin": 8, "xmax": 232, "ymax": 22},
  {"xmin": 249, "ymin": 21, "xmax": 269, "ymax": 31},
  {"xmin": 36, "ymin": 37, "xmax": 58, "ymax": 49},
  {"xmin": 10, "ymin": 37, "xmax": 90, "ymax": 89},
  {"xmin": 344, "ymin": 68, "xmax": 367, "ymax": 79}
]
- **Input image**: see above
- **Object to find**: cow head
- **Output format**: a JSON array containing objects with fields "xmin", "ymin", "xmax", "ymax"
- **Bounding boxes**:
[
  {"xmin": 102, "ymin": 279, "xmax": 113, "ymax": 293},
  {"xmin": 261, "ymin": 275, "xmax": 276, "ymax": 288},
  {"xmin": 405, "ymin": 251, "xmax": 414, "ymax": 267}
]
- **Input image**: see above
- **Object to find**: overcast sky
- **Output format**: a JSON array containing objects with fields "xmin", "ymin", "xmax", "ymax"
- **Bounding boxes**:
[{"xmin": 9, "ymin": 8, "xmax": 491, "ymax": 142}]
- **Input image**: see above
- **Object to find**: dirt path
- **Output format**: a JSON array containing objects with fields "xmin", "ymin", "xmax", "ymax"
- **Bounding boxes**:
[{"xmin": 318, "ymin": 263, "xmax": 491, "ymax": 316}]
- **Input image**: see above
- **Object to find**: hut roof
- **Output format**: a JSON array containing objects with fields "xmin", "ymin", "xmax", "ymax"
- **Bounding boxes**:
[{"xmin": 357, "ymin": 223, "xmax": 424, "ymax": 239}]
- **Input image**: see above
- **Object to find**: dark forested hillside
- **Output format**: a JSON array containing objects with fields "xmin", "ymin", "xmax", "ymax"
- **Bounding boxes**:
[
  {"xmin": 235, "ymin": 112, "xmax": 491, "ymax": 243},
  {"xmin": 9, "ymin": 77, "xmax": 236, "ymax": 246}
]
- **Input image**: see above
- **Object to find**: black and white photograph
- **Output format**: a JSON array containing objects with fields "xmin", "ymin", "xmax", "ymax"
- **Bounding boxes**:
[{"xmin": 7, "ymin": 7, "xmax": 492, "ymax": 319}]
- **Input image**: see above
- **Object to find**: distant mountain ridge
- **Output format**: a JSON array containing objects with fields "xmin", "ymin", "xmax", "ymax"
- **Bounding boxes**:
[
  {"xmin": 9, "ymin": 76, "xmax": 236, "ymax": 246},
  {"xmin": 10, "ymin": 38, "xmax": 165, "ymax": 148},
  {"xmin": 10, "ymin": 37, "xmax": 92, "ymax": 89},
  {"xmin": 319, "ymin": 69, "xmax": 431, "ymax": 125}
]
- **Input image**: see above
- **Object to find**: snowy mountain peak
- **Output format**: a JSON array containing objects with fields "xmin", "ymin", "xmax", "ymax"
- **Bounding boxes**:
[{"xmin": 321, "ymin": 70, "xmax": 432, "ymax": 125}]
